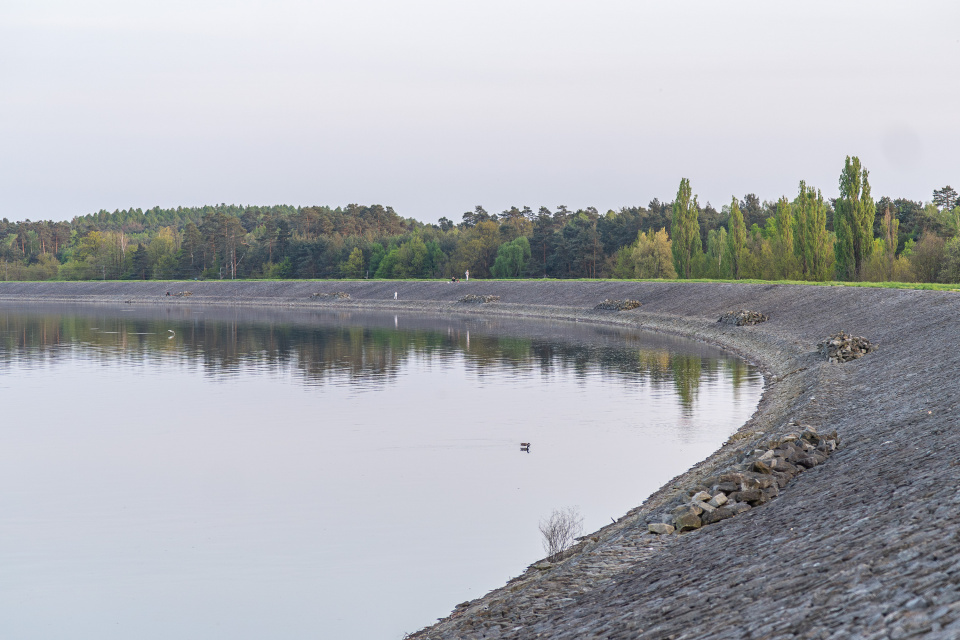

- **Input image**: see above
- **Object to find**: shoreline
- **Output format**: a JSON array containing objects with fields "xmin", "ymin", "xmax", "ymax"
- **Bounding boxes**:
[{"xmin": 4, "ymin": 280, "xmax": 959, "ymax": 638}]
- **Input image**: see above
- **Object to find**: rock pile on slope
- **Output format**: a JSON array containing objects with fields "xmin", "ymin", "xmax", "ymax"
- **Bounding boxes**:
[
  {"xmin": 458, "ymin": 294, "xmax": 500, "ymax": 304},
  {"xmin": 718, "ymin": 309, "xmax": 768, "ymax": 326},
  {"xmin": 310, "ymin": 291, "xmax": 350, "ymax": 300},
  {"xmin": 594, "ymin": 299, "xmax": 641, "ymax": 311},
  {"xmin": 817, "ymin": 332, "xmax": 874, "ymax": 363},
  {"xmin": 649, "ymin": 425, "xmax": 839, "ymax": 534}
]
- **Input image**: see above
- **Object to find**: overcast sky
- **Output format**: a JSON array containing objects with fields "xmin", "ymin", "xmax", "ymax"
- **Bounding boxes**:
[{"xmin": 1, "ymin": 1, "xmax": 958, "ymax": 224}]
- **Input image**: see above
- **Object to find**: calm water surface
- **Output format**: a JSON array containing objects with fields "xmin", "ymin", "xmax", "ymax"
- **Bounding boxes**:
[{"xmin": 0, "ymin": 304, "xmax": 762, "ymax": 639}]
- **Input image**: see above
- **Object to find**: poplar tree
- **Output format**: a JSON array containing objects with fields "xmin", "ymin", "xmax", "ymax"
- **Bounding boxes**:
[
  {"xmin": 834, "ymin": 156, "xmax": 876, "ymax": 280},
  {"xmin": 774, "ymin": 196, "xmax": 796, "ymax": 279},
  {"xmin": 670, "ymin": 178, "xmax": 701, "ymax": 279},
  {"xmin": 793, "ymin": 181, "xmax": 812, "ymax": 279},
  {"xmin": 727, "ymin": 196, "xmax": 746, "ymax": 280},
  {"xmin": 793, "ymin": 181, "xmax": 830, "ymax": 280}
]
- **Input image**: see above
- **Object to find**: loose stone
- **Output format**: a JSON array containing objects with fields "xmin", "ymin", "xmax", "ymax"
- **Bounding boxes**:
[
  {"xmin": 752, "ymin": 460, "xmax": 773, "ymax": 474},
  {"xmin": 701, "ymin": 506, "xmax": 737, "ymax": 525},
  {"xmin": 673, "ymin": 503, "xmax": 703, "ymax": 517},
  {"xmin": 648, "ymin": 523, "xmax": 675, "ymax": 535},
  {"xmin": 673, "ymin": 512, "xmax": 702, "ymax": 532},
  {"xmin": 708, "ymin": 493, "xmax": 728, "ymax": 507}
]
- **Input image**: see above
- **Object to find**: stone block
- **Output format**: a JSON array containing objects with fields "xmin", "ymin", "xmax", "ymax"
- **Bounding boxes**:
[
  {"xmin": 672, "ymin": 503, "xmax": 703, "ymax": 520},
  {"xmin": 701, "ymin": 506, "xmax": 737, "ymax": 525},
  {"xmin": 740, "ymin": 474, "xmax": 774, "ymax": 491},
  {"xmin": 731, "ymin": 489, "xmax": 762, "ymax": 503},
  {"xmin": 752, "ymin": 460, "xmax": 773, "ymax": 474},
  {"xmin": 771, "ymin": 471, "xmax": 793, "ymax": 488},
  {"xmin": 708, "ymin": 493, "xmax": 728, "ymax": 507},
  {"xmin": 648, "ymin": 523, "xmax": 675, "ymax": 535},
  {"xmin": 697, "ymin": 501, "xmax": 717, "ymax": 513},
  {"xmin": 719, "ymin": 472, "xmax": 746, "ymax": 485},
  {"xmin": 673, "ymin": 512, "xmax": 702, "ymax": 532}
]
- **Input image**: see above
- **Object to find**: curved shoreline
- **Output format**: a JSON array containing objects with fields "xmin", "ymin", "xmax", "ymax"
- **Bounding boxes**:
[{"xmin": 3, "ymin": 281, "xmax": 959, "ymax": 638}]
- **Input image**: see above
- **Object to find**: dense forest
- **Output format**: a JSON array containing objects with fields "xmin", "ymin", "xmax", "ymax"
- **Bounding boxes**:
[{"xmin": 1, "ymin": 157, "xmax": 958, "ymax": 284}]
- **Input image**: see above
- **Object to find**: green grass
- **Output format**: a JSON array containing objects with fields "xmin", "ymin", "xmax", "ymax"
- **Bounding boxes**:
[
  {"xmin": 5, "ymin": 277, "xmax": 960, "ymax": 292},
  {"xmin": 601, "ymin": 278, "xmax": 960, "ymax": 291},
  {"xmin": 508, "ymin": 277, "xmax": 960, "ymax": 291}
]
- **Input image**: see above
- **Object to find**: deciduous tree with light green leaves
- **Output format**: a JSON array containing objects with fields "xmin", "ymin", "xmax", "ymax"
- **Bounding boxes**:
[
  {"xmin": 670, "ymin": 178, "xmax": 701, "ymax": 279},
  {"xmin": 834, "ymin": 156, "xmax": 876, "ymax": 280},
  {"xmin": 773, "ymin": 196, "xmax": 797, "ymax": 279},
  {"xmin": 341, "ymin": 247, "xmax": 365, "ymax": 278},
  {"xmin": 705, "ymin": 227, "xmax": 730, "ymax": 278},
  {"xmin": 727, "ymin": 197, "xmax": 747, "ymax": 280},
  {"xmin": 793, "ymin": 181, "xmax": 832, "ymax": 281},
  {"xmin": 491, "ymin": 236, "xmax": 531, "ymax": 278},
  {"xmin": 612, "ymin": 228, "xmax": 676, "ymax": 279}
]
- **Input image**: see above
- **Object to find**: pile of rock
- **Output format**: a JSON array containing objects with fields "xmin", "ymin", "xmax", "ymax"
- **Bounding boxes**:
[
  {"xmin": 818, "ymin": 332, "xmax": 875, "ymax": 363},
  {"xmin": 718, "ymin": 309, "xmax": 768, "ymax": 326},
  {"xmin": 458, "ymin": 294, "xmax": 500, "ymax": 304},
  {"xmin": 649, "ymin": 425, "xmax": 838, "ymax": 534},
  {"xmin": 594, "ymin": 299, "xmax": 641, "ymax": 311},
  {"xmin": 310, "ymin": 292, "xmax": 350, "ymax": 300}
]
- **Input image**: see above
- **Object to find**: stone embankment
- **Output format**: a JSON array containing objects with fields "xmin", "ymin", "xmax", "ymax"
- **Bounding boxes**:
[{"xmin": 3, "ymin": 280, "xmax": 960, "ymax": 638}]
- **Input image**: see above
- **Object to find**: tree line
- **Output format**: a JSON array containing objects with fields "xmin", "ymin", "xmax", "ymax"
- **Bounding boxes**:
[{"xmin": 1, "ymin": 159, "xmax": 958, "ymax": 284}]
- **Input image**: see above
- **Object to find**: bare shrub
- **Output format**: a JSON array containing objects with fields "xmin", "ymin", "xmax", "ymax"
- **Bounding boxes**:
[{"xmin": 539, "ymin": 506, "xmax": 584, "ymax": 561}]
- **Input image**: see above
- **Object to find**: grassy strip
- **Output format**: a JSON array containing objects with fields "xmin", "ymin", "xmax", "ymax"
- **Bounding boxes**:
[
  {"xmin": 610, "ymin": 278, "xmax": 960, "ymax": 291},
  {"xmin": 5, "ymin": 278, "xmax": 960, "ymax": 292}
]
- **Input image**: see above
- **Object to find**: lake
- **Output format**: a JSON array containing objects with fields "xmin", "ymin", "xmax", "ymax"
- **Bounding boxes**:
[{"xmin": 0, "ymin": 304, "xmax": 762, "ymax": 639}]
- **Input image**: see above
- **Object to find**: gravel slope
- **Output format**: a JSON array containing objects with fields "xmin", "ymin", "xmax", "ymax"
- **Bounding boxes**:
[{"xmin": 3, "ymin": 280, "xmax": 959, "ymax": 638}]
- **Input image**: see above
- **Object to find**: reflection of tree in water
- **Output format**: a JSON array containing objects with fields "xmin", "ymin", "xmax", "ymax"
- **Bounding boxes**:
[
  {"xmin": 0, "ymin": 311, "xmax": 756, "ymax": 402},
  {"xmin": 669, "ymin": 354, "xmax": 703, "ymax": 413}
]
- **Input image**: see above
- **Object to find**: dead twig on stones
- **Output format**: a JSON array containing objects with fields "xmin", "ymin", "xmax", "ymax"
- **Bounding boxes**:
[{"xmin": 539, "ymin": 507, "xmax": 584, "ymax": 561}]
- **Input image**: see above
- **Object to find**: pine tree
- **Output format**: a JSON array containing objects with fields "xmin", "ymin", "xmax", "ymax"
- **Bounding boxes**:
[{"xmin": 933, "ymin": 186, "xmax": 958, "ymax": 211}]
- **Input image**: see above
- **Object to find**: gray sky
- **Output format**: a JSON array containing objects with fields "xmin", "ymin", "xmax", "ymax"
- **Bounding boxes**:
[{"xmin": 2, "ymin": 0, "xmax": 958, "ymax": 224}]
